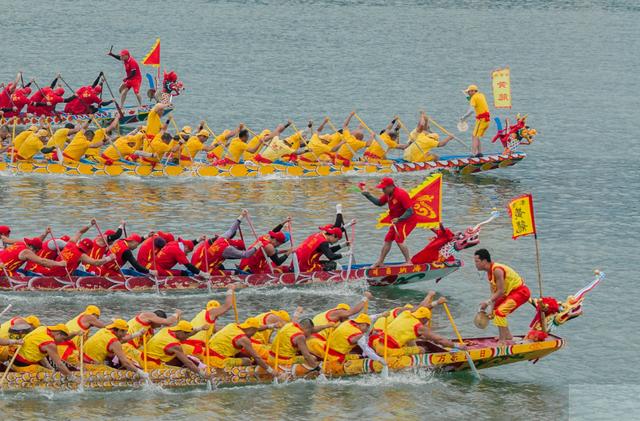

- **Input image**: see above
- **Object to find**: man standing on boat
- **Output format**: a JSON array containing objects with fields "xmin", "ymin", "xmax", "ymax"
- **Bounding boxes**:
[
  {"xmin": 360, "ymin": 177, "xmax": 416, "ymax": 268},
  {"xmin": 107, "ymin": 47, "xmax": 143, "ymax": 106},
  {"xmin": 459, "ymin": 84, "xmax": 490, "ymax": 157},
  {"xmin": 473, "ymin": 249, "xmax": 531, "ymax": 344}
]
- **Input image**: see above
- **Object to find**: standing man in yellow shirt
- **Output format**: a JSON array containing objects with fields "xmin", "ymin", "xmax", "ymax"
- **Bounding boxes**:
[
  {"xmin": 474, "ymin": 249, "xmax": 531, "ymax": 344},
  {"xmin": 459, "ymin": 84, "xmax": 491, "ymax": 157}
]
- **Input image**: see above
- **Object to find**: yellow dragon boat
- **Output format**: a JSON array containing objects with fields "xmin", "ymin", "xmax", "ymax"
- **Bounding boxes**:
[
  {"xmin": 0, "ymin": 152, "xmax": 525, "ymax": 179},
  {"xmin": 0, "ymin": 335, "xmax": 562, "ymax": 391}
]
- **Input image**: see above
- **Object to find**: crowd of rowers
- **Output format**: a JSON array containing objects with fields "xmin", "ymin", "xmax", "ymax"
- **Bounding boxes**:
[
  {"xmin": 0, "ymin": 210, "xmax": 357, "ymax": 279},
  {"xmin": 0, "ymin": 289, "xmax": 464, "ymax": 380},
  {"xmin": 0, "ymin": 104, "xmax": 456, "ymax": 166}
]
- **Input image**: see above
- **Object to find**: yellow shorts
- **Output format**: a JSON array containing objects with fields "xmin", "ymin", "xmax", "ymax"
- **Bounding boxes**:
[
  {"xmin": 306, "ymin": 337, "xmax": 326, "ymax": 359},
  {"xmin": 372, "ymin": 339, "xmax": 421, "ymax": 357},
  {"xmin": 207, "ymin": 355, "xmax": 247, "ymax": 369},
  {"xmin": 473, "ymin": 119, "xmax": 490, "ymax": 137}
]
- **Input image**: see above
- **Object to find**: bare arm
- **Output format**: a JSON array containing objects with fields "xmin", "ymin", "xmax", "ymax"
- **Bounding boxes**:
[
  {"xmin": 294, "ymin": 336, "xmax": 318, "ymax": 368},
  {"xmin": 237, "ymin": 337, "xmax": 271, "ymax": 372},
  {"xmin": 110, "ymin": 341, "xmax": 139, "ymax": 372},
  {"xmin": 69, "ymin": 225, "xmax": 90, "ymax": 244},
  {"xmin": 437, "ymin": 135, "xmax": 454, "ymax": 148},
  {"xmin": 168, "ymin": 345, "xmax": 201, "ymax": 375},
  {"xmin": 343, "ymin": 111, "xmax": 355, "ymax": 129},
  {"xmin": 43, "ymin": 343, "xmax": 72, "ymax": 376},
  {"xmin": 418, "ymin": 325, "xmax": 458, "ymax": 349},
  {"xmin": 19, "ymin": 249, "xmax": 65, "ymax": 268}
]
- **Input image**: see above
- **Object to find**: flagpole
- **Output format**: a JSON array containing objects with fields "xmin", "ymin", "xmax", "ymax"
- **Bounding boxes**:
[{"xmin": 533, "ymin": 232, "xmax": 546, "ymax": 332}]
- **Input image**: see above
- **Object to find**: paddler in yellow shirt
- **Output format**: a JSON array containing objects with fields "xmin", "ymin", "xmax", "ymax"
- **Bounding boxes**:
[
  {"xmin": 298, "ymin": 120, "xmax": 345, "ymax": 163},
  {"xmin": 243, "ymin": 128, "xmax": 271, "ymax": 161},
  {"xmin": 15, "ymin": 129, "xmax": 56, "ymax": 161},
  {"xmin": 11, "ymin": 125, "xmax": 39, "ymax": 151},
  {"xmin": 363, "ymin": 118, "xmax": 408, "ymax": 162},
  {"xmin": 334, "ymin": 112, "xmax": 373, "ymax": 165},
  {"xmin": 180, "ymin": 122, "xmax": 228, "ymax": 166},
  {"xmin": 459, "ymin": 84, "xmax": 491, "ymax": 157},
  {"xmin": 217, "ymin": 124, "xmax": 265, "ymax": 165},
  {"xmin": 84, "ymin": 119, "xmax": 120, "ymax": 160},
  {"xmin": 46, "ymin": 123, "xmax": 82, "ymax": 150},
  {"xmin": 251, "ymin": 122, "xmax": 300, "ymax": 164},
  {"xmin": 140, "ymin": 129, "xmax": 181, "ymax": 166},
  {"xmin": 403, "ymin": 111, "xmax": 453, "ymax": 162},
  {"xmin": 99, "ymin": 127, "xmax": 150, "ymax": 164},
  {"xmin": 62, "ymin": 120, "xmax": 117, "ymax": 162}
]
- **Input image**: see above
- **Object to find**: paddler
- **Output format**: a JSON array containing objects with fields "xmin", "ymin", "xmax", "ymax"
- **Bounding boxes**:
[
  {"xmin": 84, "ymin": 222, "xmax": 124, "ymax": 271},
  {"xmin": 94, "ymin": 233, "xmax": 157, "ymax": 277},
  {"xmin": 298, "ymin": 120, "xmax": 345, "ymax": 164},
  {"xmin": 360, "ymin": 177, "xmax": 417, "ymax": 268},
  {"xmin": 371, "ymin": 306, "xmax": 462, "ymax": 360},
  {"xmin": 14, "ymin": 324, "xmax": 75, "ymax": 377},
  {"xmin": 369, "ymin": 291, "xmax": 444, "ymax": 341},
  {"xmin": 0, "ymin": 315, "xmax": 40, "ymax": 340},
  {"xmin": 250, "ymin": 122, "xmax": 299, "ymax": 164},
  {"xmin": 45, "ymin": 123, "xmax": 82, "ymax": 154},
  {"xmin": 187, "ymin": 286, "xmax": 237, "ymax": 359},
  {"xmin": 0, "ymin": 315, "xmax": 39, "ymax": 360},
  {"xmin": 179, "ymin": 122, "xmax": 218, "ymax": 165},
  {"xmin": 126, "ymin": 309, "xmax": 183, "ymax": 350},
  {"xmin": 403, "ymin": 111, "xmax": 453, "ymax": 162},
  {"xmin": 216, "ymin": 124, "xmax": 266, "ymax": 165},
  {"xmin": 248, "ymin": 309, "xmax": 291, "ymax": 359},
  {"xmin": 63, "ymin": 74, "xmax": 111, "ymax": 115},
  {"xmin": 191, "ymin": 210, "xmax": 258, "ymax": 274},
  {"xmin": 306, "ymin": 293, "xmax": 372, "ymax": 358},
  {"xmin": 152, "ymin": 238, "xmax": 210, "ymax": 278},
  {"xmin": 4, "ymin": 85, "xmax": 32, "ymax": 117},
  {"xmin": 107, "ymin": 47, "xmax": 143, "ymax": 106},
  {"xmin": 363, "ymin": 118, "xmax": 408, "ymax": 162},
  {"xmin": 136, "ymin": 234, "xmax": 167, "ymax": 270},
  {"xmin": 322, "ymin": 313, "xmax": 387, "ymax": 365},
  {"xmin": 474, "ymin": 249, "xmax": 531, "ymax": 344},
  {"xmin": 238, "ymin": 217, "xmax": 292, "ymax": 273},
  {"xmin": 143, "ymin": 320, "xmax": 206, "ymax": 377},
  {"xmin": 99, "ymin": 127, "xmax": 151, "ymax": 164},
  {"xmin": 333, "ymin": 111, "xmax": 373, "ymax": 166},
  {"xmin": 268, "ymin": 317, "xmax": 321, "ymax": 369},
  {"xmin": 206, "ymin": 317, "xmax": 274, "ymax": 375},
  {"xmin": 459, "ymin": 84, "xmax": 490, "ymax": 157},
  {"xmin": 14, "ymin": 129, "xmax": 57, "ymax": 161},
  {"xmin": 0, "ymin": 235, "xmax": 66, "ymax": 276},
  {"xmin": 61, "ymin": 121, "xmax": 115, "ymax": 163},
  {"xmin": 57, "ymin": 304, "xmax": 109, "ymax": 363},
  {"xmin": 0, "ymin": 73, "xmax": 21, "ymax": 112},
  {"xmin": 83, "ymin": 319, "xmax": 146, "ymax": 376}
]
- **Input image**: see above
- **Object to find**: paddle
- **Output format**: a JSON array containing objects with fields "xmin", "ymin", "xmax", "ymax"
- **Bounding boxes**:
[
  {"xmin": 142, "ymin": 333, "xmax": 149, "ymax": 373},
  {"xmin": 354, "ymin": 113, "xmax": 389, "ymax": 156},
  {"xmin": 205, "ymin": 326, "xmax": 212, "ymax": 391},
  {"xmin": 9, "ymin": 117, "xmax": 17, "ymax": 163},
  {"xmin": 99, "ymin": 73, "xmax": 125, "ymax": 117},
  {"xmin": 343, "ymin": 220, "xmax": 357, "ymax": 280},
  {"xmin": 245, "ymin": 212, "xmax": 275, "ymax": 275},
  {"xmin": 47, "ymin": 230, "xmax": 74, "ymax": 283},
  {"xmin": 0, "ymin": 345, "xmax": 22, "ymax": 388},
  {"xmin": 272, "ymin": 334, "xmax": 281, "ymax": 384},
  {"xmin": 442, "ymin": 302, "xmax": 480, "ymax": 379},
  {"xmin": 232, "ymin": 290, "xmax": 239, "ymax": 323},
  {"xmin": 91, "ymin": 116, "xmax": 124, "ymax": 161},
  {"xmin": 0, "ymin": 304, "xmax": 12, "ymax": 318},
  {"xmin": 320, "ymin": 328, "xmax": 335, "ymax": 379},
  {"xmin": 287, "ymin": 221, "xmax": 300, "ymax": 279},
  {"xmin": 382, "ymin": 317, "xmax": 389, "ymax": 378},
  {"xmin": 79, "ymin": 332, "xmax": 85, "ymax": 391},
  {"xmin": 426, "ymin": 115, "xmax": 469, "ymax": 149}
]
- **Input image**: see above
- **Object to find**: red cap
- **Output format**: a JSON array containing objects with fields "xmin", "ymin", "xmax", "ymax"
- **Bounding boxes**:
[
  {"xmin": 120, "ymin": 49, "xmax": 130, "ymax": 57},
  {"xmin": 22, "ymin": 87, "xmax": 32, "ymax": 95},
  {"xmin": 376, "ymin": 177, "xmax": 395, "ymax": 189},
  {"xmin": 157, "ymin": 231, "xmax": 175, "ymax": 243},
  {"xmin": 228, "ymin": 239, "xmax": 245, "ymax": 250},
  {"xmin": 78, "ymin": 238, "xmax": 93, "ymax": 253},
  {"xmin": 179, "ymin": 238, "xmax": 194, "ymax": 251},
  {"xmin": 104, "ymin": 230, "xmax": 116, "ymax": 237},
  {"xmin": 93, "ymin": 85, "xmax": 102, "ymax": 94},
  {"xmin": 269, "ymin": 231, "xmax": 286, "ymax": 244},
  {"xmin": 0, "ymin": 226, "xmax": 10, "ymax": 236},
  {"xmin": 125, "ymin": 233, "xmax": 143, "ymax": 243},
  {"xmin": 53, "ymin": 87, "xmax": 64, "ymax": 96},
  {"xmin": 320, "ymin": 226, "xmax": 342, "ymax": 239},
  {"xmin": 60, "ymin": 235, "xmax": 70, "ymax": 242},
  {"xmin": 24, "ymin": 237, "xmax": 43, "ymax": 250}
]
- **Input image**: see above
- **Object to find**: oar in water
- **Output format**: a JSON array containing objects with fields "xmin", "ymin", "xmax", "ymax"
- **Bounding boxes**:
[
  {"xmin": 287, "ymin": 221, "xmax": 300, "ymax": 279},
  {"xmin": 245, "ymin": 212, "xmax": 275, "ymax": 275},
  {"xmin": 9, "ymin": 117, "xmax": 17, "ymax": 163},
  {"xmin": 0, "ymin": 345, "xmax": 22, "ymax": 388},
  {"xmin": 205, "ymin": 327, "xmax": 212, "ymax": 391},
  {"xmin": 232, "ymin": 290, "xmax": 239, "ymax": 323},
  {"xmin": 442, "ymin": 302, "xmax": 480, "ymax": 379},
  {"xmin": 79, "ymin": 332, "xmax": 85, "ymax": 391},
  {"xmin": 320, "ymin": 328, "xmax": 335, "ymax": 380},
  {"xmin": 0, "ymin": 304, "xmax": 12, "ymax": 318},
  {"xmin": 382, "ymin": 317, "xmax": 389, "ymax": 378}
]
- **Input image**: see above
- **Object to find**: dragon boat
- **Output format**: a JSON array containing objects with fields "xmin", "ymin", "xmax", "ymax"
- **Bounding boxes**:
[
  {"xmin": 0, "ymin": 103, "xmax": 172, "ymax": 128},
  {"xmin": 0, "ymin": 335, "xmax": 564, "ymax": 391},
  {"xmin": 0, "ymin": 261, "xmax": 461, "ymax": 292},
  {"xmin": 0, "ymin": 152, "xmax": 525, "ymax": 179}
]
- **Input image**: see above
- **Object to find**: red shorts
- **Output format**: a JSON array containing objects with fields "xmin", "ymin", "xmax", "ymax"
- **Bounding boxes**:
[
  {"xmin": 124, "ymin": 77, "xmax": 142, "ymax": 94},
  {"xmin": 494, "ymin": 284, "xmax": 531, "ymax": 318},
  {"xmin": 384, "ymin": 218, "xmax": 417, "ymax": 243},
  {"xmin": 252, "ymin": 154, "xmax": 272, "ymax": 164}
]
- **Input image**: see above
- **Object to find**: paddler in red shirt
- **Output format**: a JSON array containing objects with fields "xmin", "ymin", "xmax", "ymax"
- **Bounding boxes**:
[
  {"xmin": 107, "ymin": 47, "xmax": 143, "ymax": 106},
  {"xmin": 360, "ymin": 177, "xmax": 417, "ymax": 267}
]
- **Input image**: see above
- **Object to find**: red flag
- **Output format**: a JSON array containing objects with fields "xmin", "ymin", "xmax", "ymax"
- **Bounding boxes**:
[
  {"xmin": 142, "ymin": 39, "xmax": 161, "ymax": 67},
  {"xmin": 377, "ymin": 173, "xmax": 442, "ymax": 228}
]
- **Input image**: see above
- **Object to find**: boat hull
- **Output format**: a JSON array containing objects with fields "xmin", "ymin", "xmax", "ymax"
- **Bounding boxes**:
[
  {"xmin": 0, "ymin": 153, "xmax": 525, "ymax": 179},
  {"xmin": 0, "ymin": 262, "xmax": 460, "ymax": 292},
  {"xmin": 0, "ymin": 335, "xmax": 563, "ymax": 391}
]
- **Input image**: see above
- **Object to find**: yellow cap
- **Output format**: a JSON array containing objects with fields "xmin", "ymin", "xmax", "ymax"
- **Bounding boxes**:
[
  {"xmin": 107, "ymin": 319, "xmax": 129, "ymax": 331},
  {"xmin": 411, "ymin": 307, "xmax": 432, "ymax": 320},
  {"xmin": 239, "ymin": 317, "xmax": 260, "ymax": 330},
  {"xmin": 273, "ymin": 310, "xmax": 290, "ymax": 322},
  {"xmin": 403, "ymin": 304, "xmax": 414, "ymax": 309},
  {"xmin": 181, "ymin": 126, "xmax": 192, "ymax": 135},
  {"xmin": 28, "ymin": 125, "xmax": 38, "ymax": 131},
  {"xmin": 353, "ymin": 313, "xmax": 371, "ymax": 325},
  {"xmin": 49, "ymin": 324, "xmax": 70, "ymax": 335},
  {"xmin": 170, "ymin": 320, "xmax": 193, "ymax": 333},
  {"xmin": 428, "ymin": 133, "xmax": 440, "ymax": 141},
  {"xmin": 36, "ymin": 129, "xmax": 49, "ymax": 137},
  {"xmin": 85, "ymin": 305, "xmax": 101, "ymax": 317},
  {"xmin": 24, "ymin": 315, "xmax": 40, "ymax": 328},
  {"xmin": 464, "ymin": 84, "xmax": 479, "ymax": 93},
  {"xmin": 336, "ymin": 303, "xmax": 351, "ymax": 311},
  {"xmin": 197, "ymin": 129, "xmax": 210, "ymax": 138},
  {"xmin": 206, "ymin": 300, "xmax": 221, "ymax": 310}
]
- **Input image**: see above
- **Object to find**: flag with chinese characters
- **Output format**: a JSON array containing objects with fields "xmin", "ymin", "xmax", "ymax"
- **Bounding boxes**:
[
  {"xmin": 492, "ymin": 67, "xmax": 512, "ymax": 109},
  {"xmin": 377, "ymin": 173, "xmax": 442, "ymax": 228},
  {"xmin": 507, "ymin": 194, "xmax": 537, "ymax": 239},
  {"xmin": 142, "ymin": 39, "xmax": 161, "ymax": 67}
]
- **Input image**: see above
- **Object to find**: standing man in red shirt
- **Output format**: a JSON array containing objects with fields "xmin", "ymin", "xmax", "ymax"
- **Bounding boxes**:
[
  {"xmin": 107, "ymin": 47, "xmax": 143, "ymax": 106},
  {"xmin": 360, "ymin": 177, "xmax": 417, "ymax": 267}
]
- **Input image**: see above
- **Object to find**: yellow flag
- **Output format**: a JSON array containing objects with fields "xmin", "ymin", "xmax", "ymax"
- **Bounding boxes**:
[
  {"xmin": 507, "ymin": 194, "xmax": 536, "ymax": 239},
  {"xmin": 492, "ymin": 67, "xmax": 512, "ymax": 109}
]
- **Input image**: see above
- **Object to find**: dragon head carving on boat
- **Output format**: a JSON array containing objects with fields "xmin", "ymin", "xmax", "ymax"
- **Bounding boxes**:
[
  {"xmin": 526, "ymin": 271, "xmax": 604, "ymax": 341},
  {"xmin": 410, "ymin": 211, "xmax": 499, "ymax": 266},
  {"xmin": 492, "ymin": 114, "xmax": 537, "ymax": 154}
]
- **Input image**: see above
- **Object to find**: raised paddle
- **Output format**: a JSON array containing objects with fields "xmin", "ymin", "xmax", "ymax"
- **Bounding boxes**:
[
  {"xmin": 426, "ymin": 115, "xmax": 469, "ymax": 149},
  {"xmin": 92, "ymin": 220, "xmax": 129, "ymax": 281},
  {"xmin": 354, "ymin": 113, "xmax": 389, "ymax": 154},
  {"xmin": 287, "ymin": 220, "xmax": 301, "ymax": 279},
  {"xmin": 245, "ymin": 212, "xmax": 275, "ymax": 275},
  {"xmin": 0, "ymin": 344, "xmax": 22, "ymax": 388},
  {"xmin": 99, "ymin": 72, "xmax": 125, "ymax": 117},
  {"xmin": 9, "ymin": 117, "xmax": 17, "ymax": 163},
  {"xmin": 442, "ymin": 302, "xmax": 480, "ymax": 379}
]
